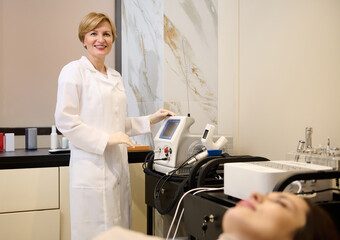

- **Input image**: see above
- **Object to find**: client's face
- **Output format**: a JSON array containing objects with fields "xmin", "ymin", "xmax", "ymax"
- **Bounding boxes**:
[{"xmin": 222, "ymin": 192, "xmax": 309, "ymax": 240}]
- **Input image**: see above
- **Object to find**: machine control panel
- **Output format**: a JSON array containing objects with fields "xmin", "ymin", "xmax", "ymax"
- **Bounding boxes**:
[{"xmin": 153, "ymin": 116, "xmax": 198, "ymax": 173}]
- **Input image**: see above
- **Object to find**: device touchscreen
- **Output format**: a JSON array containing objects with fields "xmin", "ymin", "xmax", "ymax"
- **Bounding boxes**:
[{"xmin": 160, "ymin": 120, "xmax": 180, "ymax": 139}]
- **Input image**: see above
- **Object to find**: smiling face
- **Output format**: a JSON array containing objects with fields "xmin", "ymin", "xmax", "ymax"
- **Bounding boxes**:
[
  {"xmin": 83, "ymin": 20, "xmax": 113, "ymax": 60},
  {"xmin": 222, "ymin": 192, "xmax": 309, "ymax": 240}
]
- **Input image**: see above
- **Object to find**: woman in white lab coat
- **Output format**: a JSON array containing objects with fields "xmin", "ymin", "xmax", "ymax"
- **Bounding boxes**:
[{"xmin": 55, "ymin": 12, "xmax": 174, "ymax": 240}]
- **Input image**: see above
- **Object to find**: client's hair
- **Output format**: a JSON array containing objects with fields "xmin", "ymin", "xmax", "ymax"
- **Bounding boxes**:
[{"xmin": 294, "ymin": 198, "xmax": 339, "ymax": 240}]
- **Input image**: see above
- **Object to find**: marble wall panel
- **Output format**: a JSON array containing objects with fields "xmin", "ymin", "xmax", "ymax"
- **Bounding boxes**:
[
  {"xmin": 164, "ymin": 0, "xmax": 218, "ymax": 133},
  {"xmin": 121, "ymin": 0, "xmax": 218, "ymax": 144},
  {"xmin": 121, "ymin": 0, "xmax": 164, "ymax": 145}
]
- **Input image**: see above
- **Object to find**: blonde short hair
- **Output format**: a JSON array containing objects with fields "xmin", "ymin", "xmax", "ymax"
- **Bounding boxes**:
[{"xmin": 78, "ymin": 12, "xmax": 117, "ymax": 44}]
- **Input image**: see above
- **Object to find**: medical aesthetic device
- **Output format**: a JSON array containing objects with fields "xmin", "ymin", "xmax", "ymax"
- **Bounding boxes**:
[
  {"xmin": 224, "ymin": 161, "xmax": 333, "ymax": 201},
  {"xmin": 146, "ymin": 123, "xmax": 340, "ymax": 240},
  {"xmin": 201, "ymin": 124, "xmax": 228, "ymax": 150},
  {"xmin": 153, "ymin": 116, "xmax": 230, "ymax": 174},
  {"xmin": 153, "ymin": 116, "xmax": 199, "ymax": 174}
]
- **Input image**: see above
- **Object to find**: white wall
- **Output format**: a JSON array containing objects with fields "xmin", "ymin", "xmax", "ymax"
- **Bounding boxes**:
[
  {"xmin": 0, "ymin": 0, "xmax": 115, "ymax": 129},
  {"xmin": 0, "ymin": 0, "xmax": 115, "ymax": 149},
  {"xmin": 219, "ymin": 0, "xmax": 340, "ymax": 160},
  {"xmin": 218, "ymin": 0, "xmax": 239, "ymax": 144}
]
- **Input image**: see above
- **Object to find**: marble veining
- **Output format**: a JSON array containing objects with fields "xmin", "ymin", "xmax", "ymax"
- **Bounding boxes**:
[
  {"xmin": 121, "ymin": 0, "xmax": 218, "ymax": 143},
  {"xmin": 121, "ymin": 0, "xmax": 164, "ymax": 145},
  {"xmin": 164, "ymin": 0, "xmax": 218, "ymax": 132}
]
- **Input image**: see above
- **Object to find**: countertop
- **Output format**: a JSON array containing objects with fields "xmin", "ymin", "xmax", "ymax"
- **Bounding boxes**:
[{"xmin": 0, "ymin": 148, "xmax": 152, "ymax": 170}]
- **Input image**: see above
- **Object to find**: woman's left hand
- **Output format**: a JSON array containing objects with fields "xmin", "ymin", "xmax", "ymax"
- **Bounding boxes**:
[{"xmin": 149, "ymin": 109, "xmax": 176, "ymax": 125}]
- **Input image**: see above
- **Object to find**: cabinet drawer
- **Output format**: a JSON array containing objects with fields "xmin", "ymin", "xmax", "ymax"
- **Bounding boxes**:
[
  {"xmin": 0, "ymin": 167, "xmax": 59, "ymax": 212},
  {"xmin": 0, "ymin": 209, "xmax": 60, "ymax": 240}
]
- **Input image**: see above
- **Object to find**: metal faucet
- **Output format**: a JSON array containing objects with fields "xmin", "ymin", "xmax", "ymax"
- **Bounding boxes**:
[
  {"xmin": 295, "ymin": 140, "xmax": 305, "ymax": 161},
  {"xmin": 305, "ymin": 127, "xmax": 313, "ymax": 150}
]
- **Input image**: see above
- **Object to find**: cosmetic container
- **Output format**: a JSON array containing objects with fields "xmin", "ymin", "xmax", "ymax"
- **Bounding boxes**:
[
  {"xmin": 5, "ymin": 133, "xmax": 15, "ymax": 152},
  {"xmin": 50, "ymin": 126, "xmax": 58, "ymax": 149},
  {"xmin": 25, "ymin": 128, "xmax": 38, "ymax": 151}
]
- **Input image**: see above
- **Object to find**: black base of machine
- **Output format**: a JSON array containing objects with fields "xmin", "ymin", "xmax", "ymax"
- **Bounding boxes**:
[{"xmin": 183, "ymin": 191, "xmax": 236, "ymax": 240}]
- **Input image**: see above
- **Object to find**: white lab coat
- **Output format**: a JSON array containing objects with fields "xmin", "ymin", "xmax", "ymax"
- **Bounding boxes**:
[
  {"xmin": 55, "ymin": 56, "xmax": 150, "ymax": 240},
  {"xmin": 92, "ymin": 227, "xmax": 238, "ymax": 240}
]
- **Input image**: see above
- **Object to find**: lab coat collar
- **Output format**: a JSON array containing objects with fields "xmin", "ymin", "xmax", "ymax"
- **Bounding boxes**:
[{"xmin": 79, "ymin": 56, "xmax": 121, "ymax": 77}]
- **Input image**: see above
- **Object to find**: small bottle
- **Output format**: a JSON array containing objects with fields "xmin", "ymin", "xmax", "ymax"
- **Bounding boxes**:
[
  {"xmin": 62, "ymin": 136, "xmax": 69, "ymax": 149},
  {"xmin": 50, "ymin": 126, "xmax": 58, "ymax": 149}
]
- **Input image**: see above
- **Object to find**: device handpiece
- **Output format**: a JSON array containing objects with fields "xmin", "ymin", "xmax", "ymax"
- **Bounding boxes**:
[{"xmin": 186, "ymin": 150, "xmax": 208, "ymax": 165}]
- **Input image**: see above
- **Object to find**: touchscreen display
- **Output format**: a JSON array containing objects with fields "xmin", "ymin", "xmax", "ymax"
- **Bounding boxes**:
[
  {"xmin": 202, "ymin": 129, "xmax": 209, "ymax": 139},
  {"xmin": 160, "ymin": 120, "xmax": 180, "ymax": 139}
]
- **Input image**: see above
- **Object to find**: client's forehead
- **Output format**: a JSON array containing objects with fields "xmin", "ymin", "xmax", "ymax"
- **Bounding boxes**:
[{"xmin": 269, "ymin": 192, "xmax": 309, "ymax": 212}]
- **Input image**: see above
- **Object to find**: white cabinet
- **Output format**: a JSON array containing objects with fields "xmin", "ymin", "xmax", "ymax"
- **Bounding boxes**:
[
  {"xmin": 0, "ymin": 210, "xmax": 60, "ymax": 240},
  {"xmin": 0, "ymin": 167, "xmax": 60, "ymax": 240}
]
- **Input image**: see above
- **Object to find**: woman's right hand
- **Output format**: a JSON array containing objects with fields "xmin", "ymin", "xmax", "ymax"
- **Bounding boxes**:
[{"xmin": 107, "ymin": 132, "xmax": 135, "ymax": 148}]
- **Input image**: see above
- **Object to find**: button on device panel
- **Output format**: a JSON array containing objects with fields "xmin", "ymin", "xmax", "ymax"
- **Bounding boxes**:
[
  {"xmin": 163, "ymin": 147, "xmax": 172, "ymax": 154},
  {"xmin": 163, "ymin": 146, "xmax": 172, "ymax": 158},
  {"xmin": 155, "ymin": 146, "xmax": 172, "ymax": 160}
]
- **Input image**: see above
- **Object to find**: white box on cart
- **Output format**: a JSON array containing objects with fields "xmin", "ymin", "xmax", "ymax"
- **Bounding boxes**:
[{"xmin": 224, "ymin": 161, "xmax": 333, "ymax": 202}]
